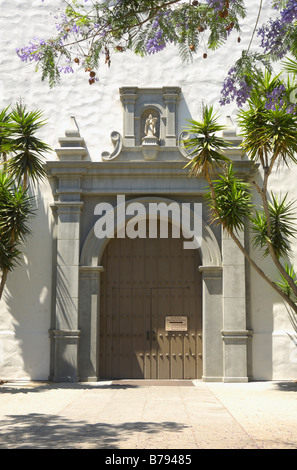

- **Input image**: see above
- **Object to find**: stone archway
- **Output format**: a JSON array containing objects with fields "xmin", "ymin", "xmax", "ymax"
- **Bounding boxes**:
[{"xmin": 78, "ymin": 197, "xmax": 224, "ymax": 382}]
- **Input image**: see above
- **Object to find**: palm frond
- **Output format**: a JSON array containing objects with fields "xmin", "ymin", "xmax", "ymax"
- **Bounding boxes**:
[
  {"xmin": 205, "ymin": 164, "xmax": 253, "ymax": 233},
  {"xmin": 183, "ymin": 105, "xmax": 231, "ymax": 177},
  {"xmin": 251, "ymin": 193, "xmax": 297, "ymax": 259}
]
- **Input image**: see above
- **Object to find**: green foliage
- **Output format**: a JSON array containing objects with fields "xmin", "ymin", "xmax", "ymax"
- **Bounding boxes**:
[
  {"xmin": 205, "ymin": 164, "xmax": 253, "ymax": 233},
  {"xmin": 237, "ymin": 70, "xmax": 297, "ymax": 170},
  {"xmin": 275, "ymin": 264, "xmax": 297, "ymax": 300},
  {"xmin": 183, "ymin": 105, "xmax": 231, "ymax": 177},
  {"xmin": 251, "ymin": 193, "xmax": 297, "ymax": 259},
  {"xmin": 5, "ymin": 103, "xmax": 51, "ymax": 188},
  {"xmin": 17, "ymin": 0, "xmax": 248, "ymax": 86},
  {"xmin": 0, "ymin": 102, "xmax": 50, "ymax": 298},
  {"xmin": 0, "ymin": 171, "xmax": 34, "ymax": 272}
]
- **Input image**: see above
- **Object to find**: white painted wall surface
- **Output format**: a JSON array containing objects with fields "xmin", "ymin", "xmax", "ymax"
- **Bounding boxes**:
[{"xmin": 0, "ymin": 0, "xmax": 297, "ymax": 380}]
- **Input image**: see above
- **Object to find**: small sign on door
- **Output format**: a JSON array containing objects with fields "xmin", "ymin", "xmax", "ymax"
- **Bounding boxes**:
[{"xmin": 165, "ymin": 316, "xmax": 188, "ymax": 331}]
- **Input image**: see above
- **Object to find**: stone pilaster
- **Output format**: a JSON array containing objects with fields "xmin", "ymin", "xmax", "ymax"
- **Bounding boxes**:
[
  {"xmin": 163, "ymin": 87, "xmax": 181, "ymax": 146},
  {"xmin": 222, "ymin": 231, "xmax": 252, "ymax": 382},
  {"xmin": 199, "ymin": 266, "xmax": 223, "ymax": 381},
  {"xmin": 48, "ymin": 116, "xmax": 85, "ymax": 382},
  {"xmin": 78, "ymin": 266, "xmax": 104, "ymax": 381},
  {"xmin": 49, "ymin": 201, "xmax": 83, "ymax": 381},
  {"xmin": 120, "ymin": 87, "xmax": 138, "ymax": 146}
]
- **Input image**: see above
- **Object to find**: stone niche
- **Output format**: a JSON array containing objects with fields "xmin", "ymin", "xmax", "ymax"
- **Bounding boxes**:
[{"xmin": 117, "ymin": 87, "xmax": 181, "ymax": 160}]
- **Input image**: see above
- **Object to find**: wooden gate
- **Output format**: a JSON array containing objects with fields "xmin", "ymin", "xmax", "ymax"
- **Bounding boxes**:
[{"xmin": 99, "ymin": 225, "xmax": 202, "ymax": 379}]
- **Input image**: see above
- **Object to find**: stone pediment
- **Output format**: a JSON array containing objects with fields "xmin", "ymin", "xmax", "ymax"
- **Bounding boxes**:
[
  {"xmin": 50, "ymin": 87, "xmax": 251, "ymax": 174},
  {"xmin": 100, "ymin": 87, "xmax": 244, "ymax": 163}
]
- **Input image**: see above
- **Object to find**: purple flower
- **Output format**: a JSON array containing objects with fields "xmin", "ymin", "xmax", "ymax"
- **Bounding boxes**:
[
  {"xmin": 146, "ymin": 30, "xmax": 166, "ymax": 54},
  {"xmin": 145, "ymin": 11, "xmax": 172, "ymax": 54},
  {"xmin": 265, "ymin": 84, "xmax": 286, "ymax": 110},
  {"xmin": 279, "ymin": 0, "xmax": 297, "ymax": 24},
  {"xmin": 258, "ymin": 1, "xmax": 297, "ymax": 58},
  {"xmin": 59, "ymin": 66, "xmax": 74, "ymax": 74},
  {"xmin": 220, "ymin": 67, "xmax": 251, "ymax": 107},
  {"xmin": 257, "ymin": 17, "xmax": 290, "ymax": 59},
  {"xmin": 206, "ymin": 0, "xmax": 236, "ymax": 13},
  {"xmin": 16, "ymin": 37, "xmax": 46, "ymax": 62}
]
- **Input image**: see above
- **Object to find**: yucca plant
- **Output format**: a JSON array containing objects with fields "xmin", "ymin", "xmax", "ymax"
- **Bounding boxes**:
[
  {"xmin": 183, "ymin": 74, "xmax": 297, "ymax": 314},
  {"xmin": 0, "ymin": 170, "xmax": 35, "ymax": 299},
  {"xmin": 206, "ymin": 164, "xmax": 253, "ymax": 234},
  {"xmin": 0, "ymin": 107, "xmax": 13, "ymax": 164},
  {"xmin": 183, "ymin": 105, "xmax": 231, "ymax": 180},
  {"xmin": 0, "ymin": 102, "xmax": 50, "ymax": 299},
  {"xmin": 237, "ymin": 70, "xmax": 297, "ymax": 172},
  {"xmin": 251, "ymin": 193, "xmax": 297, "ymax": 260},
  {"xmin": 6, "ymin": 103, "xmax": 51, "ymax": 189},
  {"xmin": 237, "ymin": 70, "xmax": 297, "ymax": 301}
]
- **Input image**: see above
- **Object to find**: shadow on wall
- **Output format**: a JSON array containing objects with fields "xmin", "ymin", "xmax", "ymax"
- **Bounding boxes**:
[
  {"xmin": 247, "ymin": 169, "xmax": 297, "ymax": 380},
  {"xmin": 1, "ymin": 183, "xmax": 54, "ymax": 380}
]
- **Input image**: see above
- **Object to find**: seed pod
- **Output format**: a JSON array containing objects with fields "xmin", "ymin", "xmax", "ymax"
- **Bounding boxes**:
[
  {"xmin": 192, "ymin": 0, "xmax": 199, "ymax": 5},
  {"xmin": 203, "ymin": 53, "xmax": 207, "ymax": 59},
  {"xmin": 189, "ymin": 44, "xmax": 195, "ymax": 51},
  {"xmin": 197, "ymin": 25, "xmax": 205, "ymax": 32},
  {"xmin": 90, "ymin": 71, "xmax": 96, "ymax": 77},
  {"xmin": 237, "ymin": 37, "xmax": 241, "ymax": 43},
  {"xmin": 74, "ymin": 58, "xmax": 79, "ymax": 64},
  {"xmin": 89, "ymin": 78, "xmax": 95, "ymax": 85}
]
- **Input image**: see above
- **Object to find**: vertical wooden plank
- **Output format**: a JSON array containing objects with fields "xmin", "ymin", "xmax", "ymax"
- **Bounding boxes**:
[
  {"xmin": 99, "ymin": 250, "xmax": 107, "ymax": 378},
  {"xmin": 131, "ymin": 288, "xmax": 146, "ymax": 378}
]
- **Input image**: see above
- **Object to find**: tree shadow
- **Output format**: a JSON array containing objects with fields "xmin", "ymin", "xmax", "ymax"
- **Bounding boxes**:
[
  {"xmin": 0, "ymin": 412, "xmax": 188, "ymax": 449},
  {"xmin": 0, "ymin": 381, "xmax": 141, "ymax": 394},
  {"xmin": 274, "ymin": 381, "xmax": 297, "ymax": 392}
]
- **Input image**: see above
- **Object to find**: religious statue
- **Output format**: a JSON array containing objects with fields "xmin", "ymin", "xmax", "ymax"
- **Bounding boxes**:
[{"xmin": 144, "ymin": 114, "xmax": 158, "ymax": 136}]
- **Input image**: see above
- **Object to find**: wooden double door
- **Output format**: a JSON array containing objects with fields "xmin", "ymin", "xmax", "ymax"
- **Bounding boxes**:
[{"xmin": 99, "ymin": 226, "xmax": 202, "ymax": 379}]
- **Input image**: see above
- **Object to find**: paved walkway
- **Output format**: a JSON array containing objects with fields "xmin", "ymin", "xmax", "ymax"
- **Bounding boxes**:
[{"xmin": 0, "ymin": 380, "xmax": 296, "ymax": 450}]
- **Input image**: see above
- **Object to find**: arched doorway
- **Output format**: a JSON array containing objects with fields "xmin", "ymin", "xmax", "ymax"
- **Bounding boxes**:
[{"xmin": 99, "ymin": 223, "xmax": 202, "ymax": 380}]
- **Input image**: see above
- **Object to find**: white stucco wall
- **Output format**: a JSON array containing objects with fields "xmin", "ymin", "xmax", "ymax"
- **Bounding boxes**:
[{"xmin": 1, "ymin": 0, "xmax": 297, "ymax": 380}]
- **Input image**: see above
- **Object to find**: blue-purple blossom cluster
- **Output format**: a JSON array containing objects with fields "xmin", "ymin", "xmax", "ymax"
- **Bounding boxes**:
[
  {"xmin": 265, "ymin": 84, "xmax": 286, "ymax": 110},
  {"xmin": 258, "ymin": 0, "xmax": 297, "ymax": 58},
  {"xmin": 257, "ymin": 19, "xmax": 288, "ymax": 59},
  {"xmin": 278, "ymin": 0, "xmax": 297, "ymax": 24},
  {"xmin": 16, "ymin": 37, "xmax": 46, "ymax": 62},
  {"xmin": 146, "ymin": 30, "xmax": 167, "ymax": 54},
  {"xmin": 55, "ymin": 12, "xmax": 87, "ymax": 39},
  {"xmin": 265, "ymin": 84, "xmax": 297, "ymax": 113},
  {"xmin": 206, "ymin": 0, "xmax": 236, "ymax": 12},
  {"xmin": 219, "ymin": 68, "xmax": 252, "ymax": 107},
  {"xmin": 145, "ymin": 11, "xmax": 172, "ymax": 55}
]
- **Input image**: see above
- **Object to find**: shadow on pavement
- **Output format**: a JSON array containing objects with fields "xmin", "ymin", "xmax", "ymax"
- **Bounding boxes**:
[
  {"xmin": 274, "ymin": 381, "xmax": 297, "ymax": 392},
  {"xmin": 0, "ymin": 413, "xmax": 188, "ymax": 449},
  {"xmin": 0, "ymin": 382, "xmax": 140, "ymax": 394}
]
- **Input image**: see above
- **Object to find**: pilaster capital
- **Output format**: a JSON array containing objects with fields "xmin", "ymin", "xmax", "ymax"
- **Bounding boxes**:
[{"xmin": 50, "ymin": 201, "xmax": 84, "ymax": 214}]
